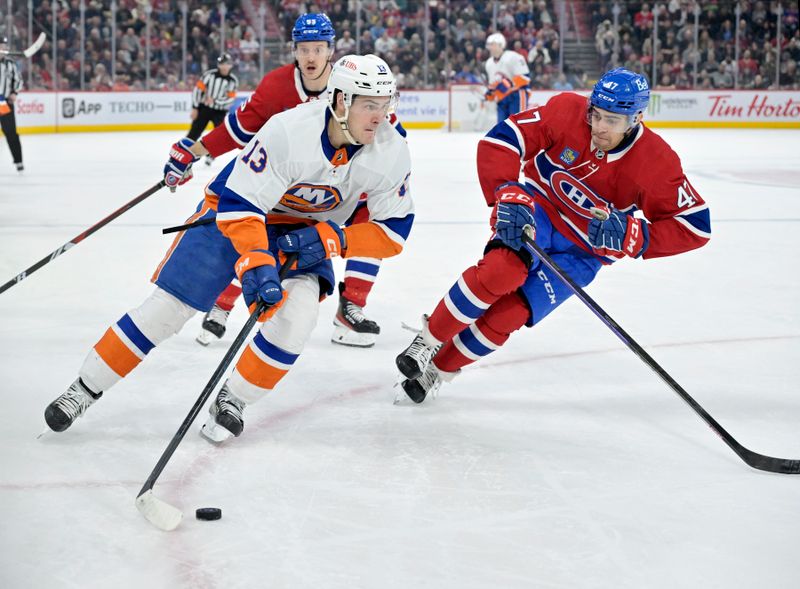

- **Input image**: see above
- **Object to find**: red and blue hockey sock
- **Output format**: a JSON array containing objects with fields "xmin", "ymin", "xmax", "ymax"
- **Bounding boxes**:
[
  {"xmin": 214, "ymin": 282, "xmax": 241, "ymax": 312},
  {"xmin": 428, "ymin": 247, "xmax": 529, "ymax": 343},
  {"xmin": 434, "ymin": 291, "xmax": 530, "ymax": 373},
  {"xmin": 341, "ymin": 258, "xmax": 380, "ymax": 307}
]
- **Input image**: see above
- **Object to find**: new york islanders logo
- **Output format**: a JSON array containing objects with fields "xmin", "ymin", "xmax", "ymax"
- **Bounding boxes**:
[
  {"xmin": 549, "ymin": 170, "xmax": 607, "ymax": 219},
  {"xmin": 279, "ymin": 184, "xmax": 343, "ymax": 213}
]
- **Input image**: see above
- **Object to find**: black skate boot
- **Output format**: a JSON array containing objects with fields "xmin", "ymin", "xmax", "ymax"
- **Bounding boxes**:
[
  {"xmin": 204, "ymin": 155, "xmax": 215, "ymax": 166},
  {"xmin": 44, "ymin": 378, "xmax": 103, "ymax": 432},
  {"xmin": 395, "ymin": 315, "xmax": 441, "ymax": 379},
  {"xmin": 196, "ymin": 304, "xmax": 230, "ymax": 345},
  {"xmin": 331, "ymin": 282, "xmax": 380, "ymax": 348},
  {"xmin": 399, "ymin": 363, "xmax": 459, "ymax": 404},
  {"xmin": 200, "ymin": 384, "xmax": 245, "ymax": 443}
]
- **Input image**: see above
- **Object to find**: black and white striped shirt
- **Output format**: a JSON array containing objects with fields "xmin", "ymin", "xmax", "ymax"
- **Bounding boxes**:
[
  {"xmin": 0, "ymin": 57, "xmax": 23, "ymax": 99},
  {"xmin": 192, "ymin": 68, "xmax": 239, "ymax": 111}
]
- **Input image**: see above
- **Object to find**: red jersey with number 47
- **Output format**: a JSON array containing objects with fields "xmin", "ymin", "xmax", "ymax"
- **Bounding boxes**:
[{"xmin": 477, "ymin": 92, "xmax": 711, "ymax": 261}]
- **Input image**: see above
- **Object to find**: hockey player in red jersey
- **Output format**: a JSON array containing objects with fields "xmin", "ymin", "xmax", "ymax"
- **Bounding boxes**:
[
  {"xmin": 164, "ymin": 13, "xmax": 404, "ymax": 348},
  {"xmin": 395, "ymin": 67, "xmax": 711, "ymax": 403}
]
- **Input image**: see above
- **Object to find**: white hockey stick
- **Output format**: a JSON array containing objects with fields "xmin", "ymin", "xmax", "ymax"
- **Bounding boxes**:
[{"xmin": 0, "ymin": 33, "xmax": 46, "ymax": 59}]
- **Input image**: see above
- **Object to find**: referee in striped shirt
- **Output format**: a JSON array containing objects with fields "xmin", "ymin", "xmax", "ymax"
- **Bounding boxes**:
[
  {"xmin": 0, "ymin": 36, "xmax": 24, "ymax": 172},
  {"xmin": 188, "ymin": 53, "xmax": 239, "ymax": 165}
]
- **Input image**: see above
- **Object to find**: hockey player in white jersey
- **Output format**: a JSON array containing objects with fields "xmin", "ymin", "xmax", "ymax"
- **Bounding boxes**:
[
  {"xmin": 43, "ymin": 55, "xmax": 414, "ymax": 438},
  {"xmin": 484, "ymin": 33, "xmax": 531, "ymax": 124}
]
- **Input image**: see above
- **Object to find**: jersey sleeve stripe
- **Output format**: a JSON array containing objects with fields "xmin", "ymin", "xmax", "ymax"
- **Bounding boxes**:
[
  {"xmin": 217, "ymin": 185, "xmax": 265, "ymax": 217},
  {"xmin": 373, "ymin": 213, "xmax": 414, "ymax": 244},
  {"xmin": 675, "ymin": 208, "xmax": 711, "ymax": 238},
  {"xmin": 223, "ymin": 112, "xmax": 254, "ymax": 146},
  {"xmin": 483, "ymin": 120, "xmax": 524, "ymax": 156}
]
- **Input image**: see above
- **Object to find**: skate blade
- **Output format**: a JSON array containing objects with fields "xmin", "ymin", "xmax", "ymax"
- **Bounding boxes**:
[
  {"xmin": 200, "ymin": 418, "xmax": 233, "ymax": 444},
  {"xmin": 400, "ymin": 321, "xmax": 422, "ymax": 334},
  {"xmin": 195, "ymin": 330, "xmax": 215, "ymax": 346},
  {"xmin": 392, "ymin": 377, "xmax": 413, "ymax": 406},
  {"xmin": 331, "ymin": 324, "xmax": 377, "ymax": 348}
]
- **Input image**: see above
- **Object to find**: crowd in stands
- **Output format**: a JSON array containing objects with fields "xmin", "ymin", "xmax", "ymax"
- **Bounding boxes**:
[
  {"xmin": 592, "ymin": 1, "xmax": 800, "ymax": 89},
  {"xmin": 8, "ymin": 0, "xmax": 274, "ymax": 91},
  {"xmin": 2, "ymin": 0, "xmax": 797, "ymax": 92},
  {"xmin": 275, "ymin": 1, "xmax": 584, "ymax": 90}
]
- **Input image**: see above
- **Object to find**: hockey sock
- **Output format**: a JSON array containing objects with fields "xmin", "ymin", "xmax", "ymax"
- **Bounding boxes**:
[
  {"xmin": 228, "ymin": 331, "xmax": 299, "ymax": 402},
  {"xmin": 342, "ymin": 258, "xmax": 381, "ymax": 307},
  {"xmin": 428, "ymin": 247, "xmax": 529, "ymax": 343},
  {"xmin": 434, "ymin": 291, "xmax": 531, "ymax": 373},
  {"xmin": 215, "ymin": 282, "xmax": 241, "ymax": 311},
  {"xmin": 81, "ymin": 288, "xmax": 195, "ymax": 392}
]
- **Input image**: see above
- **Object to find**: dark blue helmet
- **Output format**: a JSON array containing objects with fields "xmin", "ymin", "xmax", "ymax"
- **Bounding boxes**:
[
  {"xmin": 292, "ymin": 13, "xmax": 335, "ymax": 46},
  {"xmin": 590, "ymin": 68, "xmax": 650, "ymax": 115}
]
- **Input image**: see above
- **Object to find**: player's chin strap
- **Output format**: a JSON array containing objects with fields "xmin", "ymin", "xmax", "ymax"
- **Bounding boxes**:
[{"xmin": 328, "ymin": 103, "xmax": 361, "ymax": 146}]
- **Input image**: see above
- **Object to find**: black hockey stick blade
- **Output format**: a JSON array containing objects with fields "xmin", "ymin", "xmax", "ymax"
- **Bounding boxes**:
[
  {"xmin": 136, "ymin": 253, "xmax": 298, "ymax": 530},
  {"xmin": 521, "ymin": 227, "xmax": 800, "ymax": 474}
]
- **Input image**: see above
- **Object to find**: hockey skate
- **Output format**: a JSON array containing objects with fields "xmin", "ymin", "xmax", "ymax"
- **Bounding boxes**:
[
  {"xmin": 196, "ymin": 304, "xmax": 230, "ymax": 346},
  {"xmin": 397, "ymin": 363, "xmax": 459, "ymax": 404},
  {"xmin": 16, "ymin": 163, "xmax": 24, "ymax": 172},
  {"xmin": 204, "ymin": 155, "xmax": 215, "ymax": 166},
  {"xmin": 200, "ymin": 384, "xmax": 245, "ymax": 443},
  {"xmin": 44, "ymin": 378, "xmax": 103, "ymax": 432},
  {"xmin": 331, "ymin": 282, "xmax": 380, "ymax": 348},
  {"xmin": 395, "ymin": 315, "xmax": 441, "ymax": 379}
]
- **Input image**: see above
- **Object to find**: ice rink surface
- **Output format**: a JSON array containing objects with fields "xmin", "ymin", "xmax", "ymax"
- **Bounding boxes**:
[{"xmin": 0, "ymin": 126, "xmax": 799, "ymax": 589}]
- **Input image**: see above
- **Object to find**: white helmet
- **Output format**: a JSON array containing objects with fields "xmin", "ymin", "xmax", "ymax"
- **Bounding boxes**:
[
  {"xmin": 327, "ymin": 54, "xmax": 396, "ymax": 107},
  {"xmin": 486, "ymin": 32, "xmax": 506, "ymax": 49},
  {"xmin": 327, "ymin": 54, "xmax": 397, "ymax": 144}
]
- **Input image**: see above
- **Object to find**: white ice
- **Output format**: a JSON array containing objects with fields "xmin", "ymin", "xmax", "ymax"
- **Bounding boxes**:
[{"xmin": 0, "ymin": 127, "xmax": 799, "ymax": 589}]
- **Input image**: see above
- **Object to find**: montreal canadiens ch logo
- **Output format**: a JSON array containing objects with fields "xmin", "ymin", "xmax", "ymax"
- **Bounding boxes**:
[
  {"xmin": 549, "ymin": 170, "xmax": 607, "ymax": 219},
  {"xmin": 280, "ymin": 184, "xmax": 343, "ymax": 213}
]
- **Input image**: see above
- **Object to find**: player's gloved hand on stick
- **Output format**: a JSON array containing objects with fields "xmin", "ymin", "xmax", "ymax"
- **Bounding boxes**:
[
  {"xmin": 164, "ymin": 137, "xmax": 199, "ymax": 191},
  {"xmin": 587, "ymin": 205, "xmax": 649, "ymax": 258},
  {"xmin": 492, "ymin": 182, "xmax": 537, "ymax": 251},
  {"xmin": 485, "ymin": 77, "xmax": 513, "ymax": 102},
  {"xmin": 235, "ymin": 250, "xmax": 284, "ymax": 320},
  {"xmin": 277, "ymin": 221, "xmax": 346, "ymax": 269}
]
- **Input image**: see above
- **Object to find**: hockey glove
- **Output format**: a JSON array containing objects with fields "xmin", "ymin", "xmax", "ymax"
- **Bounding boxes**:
[
  {"xmin": 164, "ymin": 137, "xmax": 198, "ymax": 191},
  {"xmin": 235, "ymin": 250, "xmax": 285, "ymax": 320},
  {"xmin": 276, "ymin": 221, "xmax": 346, "ymax": 269},
  {"xmin": 587, "ymin": 206, "xmax": 649, "ymax": 258},
  {"xmin": 485, "ymin": 77, "xmax": 514, "ymax": 102},
  {"xmin": 492, "ymin": 182, "xmax": 536, "ymax": 251}
]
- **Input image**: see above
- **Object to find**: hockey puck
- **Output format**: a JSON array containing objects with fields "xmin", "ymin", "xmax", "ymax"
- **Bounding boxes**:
[{"xmin": 195, "ymin": 507, "xmax": 222, "ymax": 521}]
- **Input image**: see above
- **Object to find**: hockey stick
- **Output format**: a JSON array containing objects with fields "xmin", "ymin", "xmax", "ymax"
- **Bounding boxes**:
[
  {"xmin": 0, "ymin": 180, "xmax": 166, "ymax": 295},
  {"xmin": 0, "ymin": 32, "xmax": 46, "ymax": 58},
  {"xmin": 162, "ymin": 217, "xmax": 215, "ymax": 234},
  {"xmin": 521, "ymin": 226, "xmax": 800, "ymax": 474},
  {"xmin": 136, "ymin": 253, "xmax": 298, "ymax": 531}
]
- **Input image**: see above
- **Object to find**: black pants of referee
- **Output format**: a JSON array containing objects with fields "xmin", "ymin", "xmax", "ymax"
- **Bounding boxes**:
[
  {"xmin": 186, "ymin": 104, "xmax": 227, "ymax": 141},
  {"xmin": 1, "ymin": 103, "xmax": 23, "ymax": 164}
]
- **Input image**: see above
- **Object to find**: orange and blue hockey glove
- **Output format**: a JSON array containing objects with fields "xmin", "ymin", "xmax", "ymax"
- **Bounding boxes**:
[
  {"xmin": 235, "ymin": 250, "xmax": 284, "ymax": 319},
  {"xmin": 276, "ymin": 221, "xmax": 346, "ymax": 269}
]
